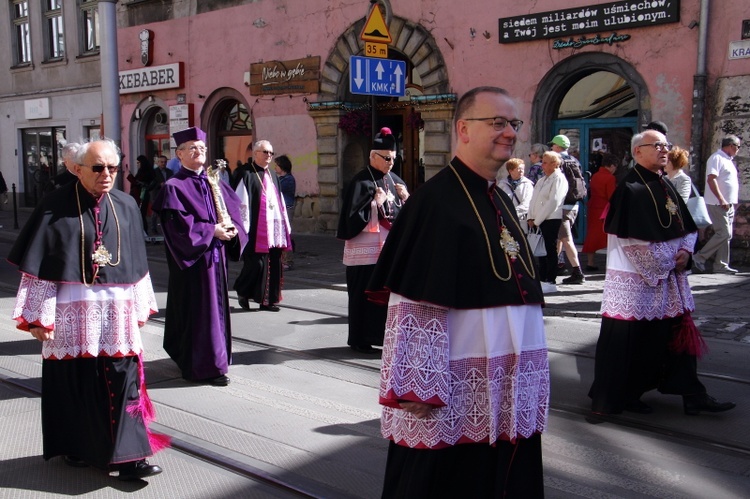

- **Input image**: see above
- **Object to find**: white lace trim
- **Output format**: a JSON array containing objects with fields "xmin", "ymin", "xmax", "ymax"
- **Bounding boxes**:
[
  {"xmin": 601, "ymin": 235, "xmax": 695, "ymax": 320},
  {"xmin": 13, "ymin": 274, "xmax": 157, "ymax": 359},
  {"xmin": 343, "ymin": 202, "xmax": 387, "ymax": 266},
  {"xmin": 380, "ymin": 297, "xmax": 549, "ymax": 448}
]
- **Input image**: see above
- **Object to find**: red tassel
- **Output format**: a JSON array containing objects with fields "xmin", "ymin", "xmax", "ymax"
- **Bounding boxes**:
[
  {"xmin": 126, "ymin": 353, "xmax": 171, "ymax": 452},
  {"xmin": 670, "ymin": 312, "xmax": 708, "ymax": 358}
]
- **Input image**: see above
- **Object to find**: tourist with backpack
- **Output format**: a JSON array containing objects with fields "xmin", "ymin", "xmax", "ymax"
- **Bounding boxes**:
[{"xmin": 549, "ymin": 134, "xmax": 587, "ymax": 284}]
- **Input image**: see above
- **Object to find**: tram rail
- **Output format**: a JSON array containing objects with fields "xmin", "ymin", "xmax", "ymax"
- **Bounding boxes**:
[{"xmin": 150, "ymin": 311, "xmax": 750, "ymax": 459}]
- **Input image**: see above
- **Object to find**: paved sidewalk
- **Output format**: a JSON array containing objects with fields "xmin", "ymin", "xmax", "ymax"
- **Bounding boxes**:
[{"xmin": 1, "ymin": 203, "xmax": 748, "ymax": 343}]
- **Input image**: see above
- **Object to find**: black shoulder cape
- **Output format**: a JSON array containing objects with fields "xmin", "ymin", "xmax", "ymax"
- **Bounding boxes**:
[
  {"xmin": 368, "ymin": 158, "xmax": 543, "ymax": 309},
  {"xmin": 8, "ymin": 182, "xmax": 149, "ymax": 284},
  {"xmin": 337, "ymin": 165, "xmax": 406, "ymax": 240},
  {"xmin": 605, "ymin": 164, "xmax": 697, "ymax": 242}
]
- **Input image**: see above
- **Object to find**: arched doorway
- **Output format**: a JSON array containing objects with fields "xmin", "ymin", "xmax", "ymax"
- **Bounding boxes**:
[
  {"xmin": 128, "ymin": 97, "xmax": 169, "ymax": 173},
  {"xmin": 143, "ymin": 107, "xmax": 170, "ymax": 164},
  {"xmin": 202, "ymin": 88, "xmax": 253, "ymax": 173},
  {"xmin": 336, "ymin": 47, "xmax": 426, "ymax": 196},
  {"xmin": 535, "ymin": 54, "xmax": 649, "ymax": 241},
  {"xmin": 309, "ymin": 13, "xmax": 452, "ymax": 232}
]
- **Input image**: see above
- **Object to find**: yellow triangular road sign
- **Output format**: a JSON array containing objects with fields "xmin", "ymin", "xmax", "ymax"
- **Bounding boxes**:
[{"xmin": 361, "ymin": 5, "xmax": 392, "ymax": 44}]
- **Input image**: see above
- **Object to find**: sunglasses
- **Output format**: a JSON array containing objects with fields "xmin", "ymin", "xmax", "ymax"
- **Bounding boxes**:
[
  {"xmin": 259, "ymin": 150, "xmax": 274, "ymax": 156},
  {"xmin": 374, "ymin": 152, "xmax": 394, "ymax": 163},
  {"xmin": 84, "ymin": 164, "xmax": 119, "ymax": 174}
]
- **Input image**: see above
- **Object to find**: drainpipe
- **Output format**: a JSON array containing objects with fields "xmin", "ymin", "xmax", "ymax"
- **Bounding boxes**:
[
  {"xmin": 98, "ymin": 0, "xmax": 122, "ymax": 189},
  {"xmin": 689, "ymin": 0, "xmax": 710, "ymax": 188}
]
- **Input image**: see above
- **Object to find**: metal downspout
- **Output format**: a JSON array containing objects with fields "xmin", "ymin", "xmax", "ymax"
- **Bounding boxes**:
[
  {"xmin": 98, "ymin": 0, "xmax": 123, "ymax": 189},
  {"xmin": 690, "ymin": 0, "xmax": 710, "ymax": 188}
]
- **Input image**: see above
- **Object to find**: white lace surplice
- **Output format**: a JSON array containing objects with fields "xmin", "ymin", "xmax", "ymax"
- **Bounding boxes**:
[
  {"xmin": 601, "ymin": 233, "xmax": 696, "ymax": 321},
  {"xmin": 343, "ymin": 200, "xmax": 388, "ymax": 266},
  {"xmin": 263, "ymin": 173, "xmax": 291, "ymax": 249},
  {"xmin": 13, "ymin": 273, "xmax": 158, "ymax": 359},
  {"xmin": 379, "ymin": 294, "xmax": 549, "ymax": 449}
]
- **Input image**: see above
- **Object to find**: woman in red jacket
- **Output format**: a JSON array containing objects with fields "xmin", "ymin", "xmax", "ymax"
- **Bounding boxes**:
[{"xmin": 582, "ymin": 153, "xmax": 619, "ymax": 270}]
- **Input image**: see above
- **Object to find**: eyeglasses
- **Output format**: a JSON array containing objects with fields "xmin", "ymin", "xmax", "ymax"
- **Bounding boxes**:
[
  {"xmin": 639, "ymin": 142, "xmax": 673, "ymax": 152},
  {"xmin": 259, "ymin": 150, "xmax": 274, "ymax": 156},
  {"xmin": 84, "ymin": 164, "xmax": 119, "ymax": 174},
  {"xmin": 374, "ymin": 153, "xmax": 394, "ymax": 163},
  {"xmin": 463, "ymin": 116, "xmax": 524, "ymax": 132},
  {"xmin": 185, "ymin": 145, "xmax": 207, "ymax": 153}
]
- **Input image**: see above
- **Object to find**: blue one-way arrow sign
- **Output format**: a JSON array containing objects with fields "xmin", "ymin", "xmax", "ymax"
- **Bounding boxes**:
[{"xmin": 349, "ymin": 56, "xmax": 406, "ymax": 97}]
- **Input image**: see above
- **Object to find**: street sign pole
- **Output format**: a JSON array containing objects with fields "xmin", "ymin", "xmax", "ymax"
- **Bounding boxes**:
[{"xmin": 359, "ymin": 4, "xmax": 395, "ymax": 139}]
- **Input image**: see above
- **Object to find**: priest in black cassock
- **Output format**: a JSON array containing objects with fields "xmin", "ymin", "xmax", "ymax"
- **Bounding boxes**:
[
  {"xmin": 231, "ymin": 140, "xmax": 292, "ymax": 312},
  {"xmin": 337, "ymin": 127, "xmax": 409, "ymax": 354},
  {"xmin": 9, "ymin": 138, "xmax": 167, "ymax": 480},
  {"xmin": 589, "ymin": 129, "xmax": 735, "ymax": 416},
  {"xmin": 152, "ymin": 127, "xmax": 247, "ymax": 387},
  {"xmin": 368, "ymin": 87, "xmax": 548, "ymax": 497}
]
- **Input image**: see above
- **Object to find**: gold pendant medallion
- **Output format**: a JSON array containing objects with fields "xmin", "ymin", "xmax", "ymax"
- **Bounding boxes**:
[
  {"xmin": 499, "ymin": 227, "xmax": 520, "ymax": 260},
  {"xmin": 92, "ymin": 245, "xmax": 112, "ymax": 266},
  {"xmin": 665, "ymin": 197, "xmax": 678, "ymax": 216}
]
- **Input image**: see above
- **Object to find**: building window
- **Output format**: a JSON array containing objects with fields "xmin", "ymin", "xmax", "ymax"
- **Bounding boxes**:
[
  {"xmin": 78, "ymin": 0, "xmax": 99, "ymax": 55},
  {"xmin": 217, "ymin": 101, "xmax": 254, "ymax": 169},
  {"xmin": 21, "ymin": 127, "xmax": 67, "ymax": 206},
  {"xmin": 12, "ymin": 0, "xmax": 32, "ymax": 66},
  {"xmin": 43, "ymin": 0, "xmax": 65, "ymax": 60}
]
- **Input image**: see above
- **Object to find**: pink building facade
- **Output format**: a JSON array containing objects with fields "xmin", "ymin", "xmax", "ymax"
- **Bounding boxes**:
[{"xmin": 115, "ymin": 0, "xmax": 750, "ymax": 260}]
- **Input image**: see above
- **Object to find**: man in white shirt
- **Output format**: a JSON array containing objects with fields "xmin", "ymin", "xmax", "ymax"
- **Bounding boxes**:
[{"xmin": 693, "ymin": 135, "xmax": 741, "ymax": 274}]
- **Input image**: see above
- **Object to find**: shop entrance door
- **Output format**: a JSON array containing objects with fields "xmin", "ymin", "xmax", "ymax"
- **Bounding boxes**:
[
  {"xmin": 550, "ymin": 118, "xmax": 637, "ymax": 243},
  {"xmin": 145, "ymin": 134, "xmax": 170, "ymax": 162},
  {"xmin": 21, "ymin": 127, "xmax": 66, "ymax": 206}
]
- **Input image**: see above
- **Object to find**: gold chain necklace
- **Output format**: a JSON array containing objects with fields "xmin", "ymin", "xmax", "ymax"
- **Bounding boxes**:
[
  {"xmin": 253, "ymin": 165, "xmax": 275, "ymax": 210},
  {"xmin": 76, "ymin": 183, "xmax": 121, "ymax": 287},
  {"xmin": 449, "ymin": 164, "xmax": 536, "ymax": 280},
  {"xmin": 634, "ymin": 167, "xmax": 681, "ymax": 229},
  {"xmin": 367, "ymin": 167, "xmax": 400, "ymax": 218}
]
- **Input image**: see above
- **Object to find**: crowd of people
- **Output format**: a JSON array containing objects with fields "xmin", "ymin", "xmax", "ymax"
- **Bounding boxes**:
[{"xmin": 7, "ymin": 90, "xmax": 740, "ymax": 493}]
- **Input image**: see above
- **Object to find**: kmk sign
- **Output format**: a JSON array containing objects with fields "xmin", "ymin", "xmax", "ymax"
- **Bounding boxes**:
[
  {"xmin": 499, "ymin": 0, "xmax": 680, "ymax": 43},
  {"xmin": 119, "ymin": 62, "xmax": 183, "ymax": 94}
]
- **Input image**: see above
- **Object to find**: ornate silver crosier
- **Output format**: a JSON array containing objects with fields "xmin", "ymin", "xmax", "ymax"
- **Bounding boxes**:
[{"xmin": 206, "ymin": 159, "xmax": 235, "ymax": 230}]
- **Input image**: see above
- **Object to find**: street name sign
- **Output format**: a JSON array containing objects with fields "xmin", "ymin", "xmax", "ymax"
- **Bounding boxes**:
[{"xmin": 349, "ymin": 55, "xmax": 406, "ymax": 97}]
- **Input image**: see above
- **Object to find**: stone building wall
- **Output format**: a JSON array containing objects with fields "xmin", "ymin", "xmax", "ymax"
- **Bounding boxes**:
[{"xmin": 709, "ymin": 76, "xmax": 750, "ymax": 265}]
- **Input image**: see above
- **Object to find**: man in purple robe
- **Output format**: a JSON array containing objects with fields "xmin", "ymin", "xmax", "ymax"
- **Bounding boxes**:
[{"xmin": 152, "ymin": 127, "xmax": 247, "ymax": 386}]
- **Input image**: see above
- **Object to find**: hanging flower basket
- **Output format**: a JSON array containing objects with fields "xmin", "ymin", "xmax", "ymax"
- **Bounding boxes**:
[
  {"xmin": 338, "ymin": 110, "xmax": 372, "ymax": 137},
  {"xmin": 407, "ymin": 110, "xmax": 425, "ymax": 131}
]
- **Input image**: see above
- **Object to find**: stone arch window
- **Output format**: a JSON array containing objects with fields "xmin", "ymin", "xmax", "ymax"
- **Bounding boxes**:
[
  {"xmin": 533, "ymin": 53, "xmax": 649, "ymax": 144},
  {"xmin": 202, "ymin": 89, "xmax": 253, "ymax": 171},
  {"xmin": 557, "ymin": 71, "xmax": 636, "ymax": 119}
]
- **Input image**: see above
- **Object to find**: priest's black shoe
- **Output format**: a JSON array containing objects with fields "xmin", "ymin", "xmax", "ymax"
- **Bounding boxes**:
[
  {"xmin": 350, "ymin": 344, "xmax": 378, "ymax": 354},
  {"xmin": 63, "ymin": 455, "xmax": 88, "ymax": 468},
  {"xmin": 683, "ymin": 393, "xmax": 736, "ymax": 415},
  {"xmin": 237, "ymin": 296, "xmax": 250, "ymax": 310},
  {"xmin": 260, "ymin": 304, "xmax": 280, "ymax": 312},
  {"xmin": 118, "ymin": 460, "xmax": 163, "ymax": 481},
  {"xmin": 623, "ymin": 399, "xmax": 653, "ymax": 414},
  {"xmin": 208, "ymin": 375, "xmax": 230, "ymax": 386}
]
